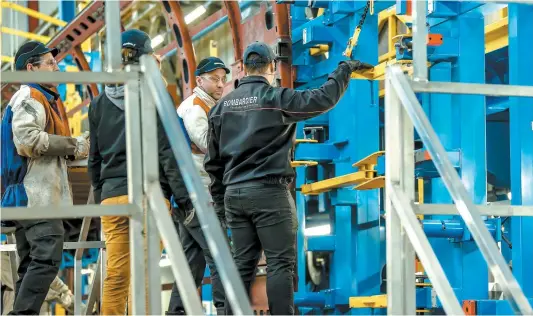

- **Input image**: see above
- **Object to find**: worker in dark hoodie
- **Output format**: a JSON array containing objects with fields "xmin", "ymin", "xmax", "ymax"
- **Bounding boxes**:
[{"xmin": 87, "ymin": 29, "xmax": 193, "ymax": 315}]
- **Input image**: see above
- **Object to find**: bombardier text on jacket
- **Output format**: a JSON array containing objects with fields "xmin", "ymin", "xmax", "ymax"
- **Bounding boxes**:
[
  {"xmin": 1, "ymin": 84, "xmax": 82, "ymax": 209},
  {"xmin": 88, "ymin": 92, "xmax": 192, "ymax": 211},
  {"xmin": 204, "ymin": 62, "xmax": 353, "ymax": 209}
]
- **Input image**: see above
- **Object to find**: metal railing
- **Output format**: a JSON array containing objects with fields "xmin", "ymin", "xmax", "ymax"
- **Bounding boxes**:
[
  {"xmin": 385, "ymin": 63, "xmax": 533, "ymax": 315},
  {"xmin": 0, "ymin": 0, "xmax": 253, "ymax": 313},
  {"xmin": 386, "ymin": 1, "xmax": 533, "ymax": 314}
]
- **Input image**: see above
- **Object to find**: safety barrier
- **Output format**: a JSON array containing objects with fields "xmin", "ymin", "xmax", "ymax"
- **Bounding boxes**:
[
  {"xmin": 1, "ymin": 0, "xmax": 252, "ymax": 314},
  {"xmin": 383, "ymin": 1, "xmax": 533, "ymax": 314}
]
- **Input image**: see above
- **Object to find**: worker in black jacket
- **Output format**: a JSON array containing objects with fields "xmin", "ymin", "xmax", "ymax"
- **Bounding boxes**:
[
  {"xmin": 204, "ymin": 41, "xmax": 372, "ymax": 315},
  {"xmin": 88, "ymin": 29, "xmax": 192, "ymax": 315}
]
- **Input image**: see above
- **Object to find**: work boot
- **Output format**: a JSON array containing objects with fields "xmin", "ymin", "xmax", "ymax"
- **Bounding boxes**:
[{"xmin": 216, "ymin": 306, "xmax": 225, "ymax": 315}]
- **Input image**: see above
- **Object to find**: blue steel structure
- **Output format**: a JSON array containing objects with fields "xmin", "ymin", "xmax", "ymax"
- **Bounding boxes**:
[{"xmin": 287, "ymin": 0, "xmax": 533, "ymax": 314}]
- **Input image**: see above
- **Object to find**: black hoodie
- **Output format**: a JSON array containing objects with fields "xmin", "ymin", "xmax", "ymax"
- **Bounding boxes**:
[{"xmin": 88, "ymin": 91, "xmax": 192, "ymax": 211}]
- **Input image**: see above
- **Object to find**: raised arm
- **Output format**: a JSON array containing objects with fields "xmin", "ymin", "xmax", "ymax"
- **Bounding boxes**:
[{"xmin": 278, "ymin": 61, "xmax": 372, "ymax": 122}]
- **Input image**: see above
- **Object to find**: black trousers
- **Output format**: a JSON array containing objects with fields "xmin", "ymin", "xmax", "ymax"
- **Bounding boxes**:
[
  {"xmin": 167, "ymin": 211, "xmax": 226, "ymax": 315},
  {"xmin": 9, "ymin": 219, "xmax": 64, "ymax": 315},
  {"xmin": 224, "ymin": 181, "xmax": 297, "ymax": 315}
]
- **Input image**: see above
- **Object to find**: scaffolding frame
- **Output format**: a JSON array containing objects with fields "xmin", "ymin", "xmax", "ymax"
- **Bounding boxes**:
[
  {"xmin": 1, "ymin": 1, "xmax": 252, "ymax": 314},
  {"xmin": 385, "ymin": 1, "xmax": 533, "ymax": 314}
]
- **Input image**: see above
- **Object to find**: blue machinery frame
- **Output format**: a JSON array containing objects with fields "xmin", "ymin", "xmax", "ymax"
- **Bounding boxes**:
[{"xmin": 287, "ymin": 0, "xmax": 533, "ymax": 314}]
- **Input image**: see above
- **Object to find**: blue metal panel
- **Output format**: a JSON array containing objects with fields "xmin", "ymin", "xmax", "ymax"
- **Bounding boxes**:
[
  {"xmin": 451, "ymin": 11, "xmax": 488, "ymax": 301},
  {"xmin": 508, "ymin": 3, "xmax": 533, "ymax": 299},
  {"xmin": 477, "ymin": 299, "xmax": 533, "ymax": 315},
  {"xmin": 307, "ymin": 235, "xmax": 336, "ymax": 252},
  {"xmin": 331, "ymin": 206, "xmax": 352, "ymax": 306},
  {"xmin": 59, "ymin": 0, "xmax": 76, "ymax": 23},
  {"xmin": 295, "ymin": 143, "xmax": 339, "ymax": 161},
  {"xmin": 486, "ymin": 121, "xmax": 510, "ymax": 188}
]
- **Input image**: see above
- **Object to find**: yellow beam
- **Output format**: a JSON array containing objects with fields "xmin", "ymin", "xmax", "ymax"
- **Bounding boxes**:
[
  {"xmin": 1, "ymin": 26, "xmax": 50, "ymax": 42},
  {"xmin": 301, "ymin": 171, "xmax": 374, "ymax": 195},
  {"xmin": 295, "ymin": 139, "xmax": 318, "ymax": 144},
  {"xmin": 291, "ymin": 161, "xmax": 318, "ymax": 168},
  {"xmin": 0, "ymin": 2, "xmax": 67, "ymax": 27},
  {"xmin": 1, "ymin": 55, "xmax": 14, "ymax": 63},
  {"xmin": 378, "ymin": 7, "xmax": 396, "ymax": 33},
  {"xmin": 350, "ymin": 294, "xmax": 387, "ymax": 308},
  {"xmin": 417, "ymin": 178, "xmax": 424, "ymax": 220},
  {"xmin": 310, "ymin": 44, "xmax": 329, "ymax": 56},
  {"xmin": 485, "ymin": 16, "xmax": 508, "ymax": 53}
]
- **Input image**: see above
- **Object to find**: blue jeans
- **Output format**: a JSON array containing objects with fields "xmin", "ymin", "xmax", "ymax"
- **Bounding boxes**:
[{"xmin": 224, "ymin": 181, "xmax": 298, "ymax": 315}]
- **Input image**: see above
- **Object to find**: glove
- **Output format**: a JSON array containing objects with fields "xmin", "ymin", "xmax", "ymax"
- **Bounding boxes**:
[
  {"xmin": 74, "ymin": 131, "xmax": 90, "ymax": 159},
  {"xmin": 341, "ymin": 60, "xmax": 374, "ymax": 72}
]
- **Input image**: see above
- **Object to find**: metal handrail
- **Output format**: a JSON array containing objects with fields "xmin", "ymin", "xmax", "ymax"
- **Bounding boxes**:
[
  {"xmin": 387, "ymin": 183, "xmax": 463, "ymax": 315},
  {"xmin": 387, "ymin": 64, "xmax": 533, "ymax": 315},
  {"xmin": 140, "ymin": 54, "xmax": 254, "ymax": 316},
  {"xmin": 147, "ymin": 184, "xmax": 204, "ymax": 315},
  {"xmin": 74, "ymin": 217, "xmax": 91, "ymax": 315}
]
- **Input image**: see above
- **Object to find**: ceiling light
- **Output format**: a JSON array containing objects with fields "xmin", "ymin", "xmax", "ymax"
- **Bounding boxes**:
[
  {"xmin": 185, "ymin": 5, "xmax": 207, "ymax": 24},
  {"xmin": 151, "ymin": 34, "xmax": 165, "ymax": 48},
  {"xmin": 304, "ymin": 224, "xmax": 331, "ymax": 236}
]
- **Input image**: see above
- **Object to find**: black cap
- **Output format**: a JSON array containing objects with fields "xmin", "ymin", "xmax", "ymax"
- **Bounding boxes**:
[
  {"xmin": 121, "ymin": 29, "xmax": 154, "ymax": 55},
  {"xmin": 121, "ymin": 29, "xmax": 154, "ymax": 64},
  {"xmin": 14, "ymin": 41, "xmax": 59, "ymax": 70},
  {"xmin": 243, "ymin": 41, "xmax": 276, "ymax": 66},
  {"xmin": 195, "ymin": 57, "xmax": 230, "ymax": 76}
]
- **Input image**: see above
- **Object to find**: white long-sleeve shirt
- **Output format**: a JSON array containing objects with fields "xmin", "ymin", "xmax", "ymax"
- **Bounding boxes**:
[{"xmin": 176, "ymin": 94, "xmax": 213, "ymax": 197}]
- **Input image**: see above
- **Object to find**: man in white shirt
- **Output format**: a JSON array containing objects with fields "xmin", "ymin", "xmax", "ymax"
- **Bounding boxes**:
[{"xmin": 168, "ymin": 57, "xmax": 230, "ymax": 315}]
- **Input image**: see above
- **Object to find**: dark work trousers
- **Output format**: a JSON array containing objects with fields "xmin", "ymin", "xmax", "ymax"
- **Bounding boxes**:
[
  {"xmin": 10, "ymin": 219, "xmax": 64, "ymax": 315},
  {"xmin": 167, "ymin": 212, "xmax": 226, "ymax": 315},
  {"xmin": 224, "ymin": 181, "xmax": 298, "ymax": 315}
]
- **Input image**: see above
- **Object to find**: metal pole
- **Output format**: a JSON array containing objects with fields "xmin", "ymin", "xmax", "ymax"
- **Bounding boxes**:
[
  {"xmin": 124, "ymin": 76, "xmax": 147, "ymax": 314},
  {"xmin": 412, "ymin": 0, "xmax": 428, "ymax": 81},
  {"xmin": 147, "ymin": 185, "xmax": 204, "ymax": 315},
  {"xmin": 84, "ymin": 254, "xmax": 102, "ymax": 315},
  {"xmin": 104, "ymin": 0, "xmax": 121, "ymax": 72},
  {"xmin": 389, "ymin": 65, "xmax": 533, "ymax": 314},
  {"xmin": 74, "ymin": 217, "xmax": 92, "ymax": 315},
  {"xmin": 140, "ymin": 80, "xmax": 163, "ymax": 315},
  {"xmin": 388, "ymin": 184, "xmax": 464, "ymax": 315},
  {"xmin": 140, "ymin": 55, "xmax": 253, "ymax": 315},
  {"xmin": 384, "ymin": 74, "xmax": 415, "ymax": 314},
  {"xmin": 410, "ymin": 81, "xmax": 533, "ymax": 97}
]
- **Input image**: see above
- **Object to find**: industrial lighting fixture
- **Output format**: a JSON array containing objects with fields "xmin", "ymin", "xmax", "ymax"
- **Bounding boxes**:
[
  {"xmin": 184, "ymin": 5, "xmax": 207, "ymax": 24},
  {"xmin": 304, "ymin": 224, "xmax": 331, "ymax": 236},
  {"xmin": 151, "ymin": 34, "xmax": 165, "ymax": 48}
]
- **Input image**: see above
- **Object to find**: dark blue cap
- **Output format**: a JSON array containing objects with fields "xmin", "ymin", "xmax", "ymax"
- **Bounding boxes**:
[
  {"xmin": 243, "ymin": 41, "xmax": 276, "ymax": 66},
  {"xmin": 14, "ymin": 41, "xmax": 58, "ymax": 70},
  {"xmin": 195, "ymin": 57, "xmax": 230, "ymax": 76},
  {"xmin": 121, "ymin": 29, "xmax": 153, "ymax": 63}
]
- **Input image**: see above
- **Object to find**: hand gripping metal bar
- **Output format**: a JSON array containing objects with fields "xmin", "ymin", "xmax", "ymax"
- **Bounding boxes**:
[
  {"xmin": 140, "ymin": 55, "xmax": 254, "ymax": 316},
  {"xmin": 387, "ymin": 64, "xmax": 533, "ymax": 315}
]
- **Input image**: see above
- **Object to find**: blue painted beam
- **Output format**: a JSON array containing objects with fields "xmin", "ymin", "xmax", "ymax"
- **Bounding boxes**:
[
  {"xmin": 295, "ymin": 143, "xmax": 339, "ymax": 162},
  {"xmin": 422, "ymin": 220, "xmax": 497, "ymax": 239},
  {"xmin": 508, "ymin": 3, "xmax": 533, "ymax": 299},
  {"xmin": 307, "ymin": 235, "xmax": 335, "ymax": 251}
]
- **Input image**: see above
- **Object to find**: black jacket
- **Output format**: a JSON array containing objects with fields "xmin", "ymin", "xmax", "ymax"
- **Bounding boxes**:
[
  {"xmin": 204, "ymin": 62, "xmax": 353, "ymax": 208},
  {"xmin": 88, "ymin": 92, "xmax": 192, "ymax": 211}
]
